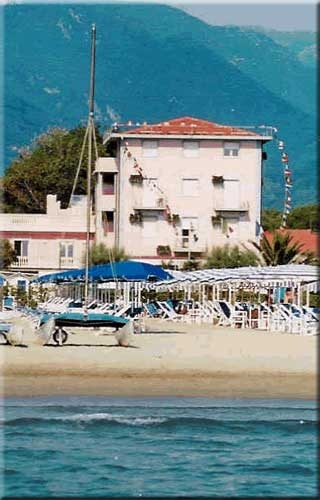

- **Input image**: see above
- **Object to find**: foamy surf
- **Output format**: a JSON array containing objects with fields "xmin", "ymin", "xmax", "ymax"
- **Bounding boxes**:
[{"xmin": 56, "ymin": 412, "xmax": 167, "ymax": 425}]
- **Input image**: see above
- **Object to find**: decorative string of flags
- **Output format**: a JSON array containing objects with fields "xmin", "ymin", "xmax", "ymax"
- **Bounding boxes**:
[{"xmin": 277, "ymin": 138, "xmax": 293, "ymax": 228}]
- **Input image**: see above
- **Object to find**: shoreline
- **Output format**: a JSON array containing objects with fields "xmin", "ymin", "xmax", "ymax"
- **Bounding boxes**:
[
  {"xmin": 3, "ymin": 373, "xmax": 316, "ymax": 400},
  {"xmin": 1, "ymin": 319, "xmax": 317, "ymax": 399}
]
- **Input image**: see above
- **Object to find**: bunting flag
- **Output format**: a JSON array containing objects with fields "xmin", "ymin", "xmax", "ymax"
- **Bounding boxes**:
[{"xmin": 277, "ymin": 138, "xmax": 293, "ymax": 229}]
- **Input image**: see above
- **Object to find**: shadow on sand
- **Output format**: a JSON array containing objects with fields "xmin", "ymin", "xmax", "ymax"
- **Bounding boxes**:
[{"xmin": 43, "ymin": 343, "xmax": 140, "ymax": 348}]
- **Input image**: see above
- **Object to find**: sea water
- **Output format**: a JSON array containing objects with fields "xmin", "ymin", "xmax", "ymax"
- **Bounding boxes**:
[{"xmin": 1, "ymin": 397, "xmax": 317, "ymax": 497}]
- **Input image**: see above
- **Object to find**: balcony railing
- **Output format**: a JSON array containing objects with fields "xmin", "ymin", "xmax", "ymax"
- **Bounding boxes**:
[
  {"xmin": 133, "ymin": 198, "xmax": 167, "ymax": 211},
  {"xmin": 214, "ymin": 201, "xmax": 249, "ymax": 212},
  {"xmin": 132, "ymin": 205, "xmax": 165, "ymax": 212},
  {"xmin": 230, "ymin": 125, "xmax": 275, "ymax": 138},
  {"xmin": 11, "ymin": 256, "xmax": 29, "ymax": 267},
  {"xmin": 173, "ymin": 239, "xmax": 205, "ymax": 253},
  {"xmin": 60, "ymin": 257, "xmax": 74, "ymax": 267}
]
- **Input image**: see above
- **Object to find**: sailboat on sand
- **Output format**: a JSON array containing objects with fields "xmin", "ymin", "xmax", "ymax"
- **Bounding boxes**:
[{"xmin": 38, "ymin": 25, "xmax": 132, "ymax": 346}]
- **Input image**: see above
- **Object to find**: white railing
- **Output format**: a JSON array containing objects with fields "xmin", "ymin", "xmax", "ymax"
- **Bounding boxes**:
[
  {"xmin": 173, "ymin": 240, "xmax": 205, "ymax": 253},
  {"xmin": 11, "ymin": 256, "xmax": 29, "ymax": 267},
  {"xmin": 5, "ymin": 216, "xmax": 38, "ymax": 226},
  {"xmin": 214, "ymin": 201, "xmax": 249, "ymax": 212},
  {"xmin": 60, "ymin": 257, "xmax": 74, "ymax": 267}
]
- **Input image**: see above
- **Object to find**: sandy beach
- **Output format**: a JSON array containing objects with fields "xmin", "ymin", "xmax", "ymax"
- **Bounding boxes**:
[{"xmin": 1, "ymin": 318, "xmax": 317, "ymax": 399}]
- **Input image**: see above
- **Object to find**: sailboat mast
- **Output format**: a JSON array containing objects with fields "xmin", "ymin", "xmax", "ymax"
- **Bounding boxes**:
[
  {"xmin": 89, "ymin": 24, "xmax": 96, "ymax": 118},
  {"xmin": 84, "ymin": 24, "xmax": 96, "ymax": 315}
]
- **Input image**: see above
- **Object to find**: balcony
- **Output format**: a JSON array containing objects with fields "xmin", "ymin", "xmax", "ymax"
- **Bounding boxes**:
[
  {"xmin": 60, "ymin": 257, "xmax": 74, "ymax": 267},
  {"xmin": 174, "ymin": 247, "xmax": 205, "ymax": 255},
  {"xmin": 173, "ymin": 238, "xmax": 205, "ymax": 254},
  {"xmin": 132, "ymin": 205, "xmax": 165, "ymax": 212},
  {"xmin": 133, "ymin": 197, "xmax": 167, "ymax": 212},
  {"xmin": 11, "ymin": 256, "xmax": 29, "ymax": 268},
  {"xmin": 214, "ymin": 201, "xmax": 249, "ymax": 213}
]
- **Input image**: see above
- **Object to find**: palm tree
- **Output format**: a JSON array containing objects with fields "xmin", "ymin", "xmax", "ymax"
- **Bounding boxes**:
[
  {"xmin": 86, "ymin": 243, "xmax": 130, "ymax": 266},
  {"xmin": 250, "ymin": 231, "xmax": 304, "ymax": 266}
]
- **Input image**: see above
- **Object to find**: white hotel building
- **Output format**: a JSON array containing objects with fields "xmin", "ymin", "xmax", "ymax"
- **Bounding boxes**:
[{"xmin": 1, "ymin": 116, "xmax": 272, "ymax": 276}]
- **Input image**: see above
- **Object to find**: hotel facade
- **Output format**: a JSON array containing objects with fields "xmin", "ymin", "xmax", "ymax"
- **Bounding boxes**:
[{"xmin": 1, "ymin": 117, "xmax": 272, "ymax": 276}]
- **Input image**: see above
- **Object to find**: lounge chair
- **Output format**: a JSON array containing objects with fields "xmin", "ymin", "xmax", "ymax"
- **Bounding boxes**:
[
  {"xmin": 155, "ymin": 301, "xmax": 184, "ymax": 321},
  {"xmin": 143, "ymin": 302, "xmax": 162, "ymax": 318}
]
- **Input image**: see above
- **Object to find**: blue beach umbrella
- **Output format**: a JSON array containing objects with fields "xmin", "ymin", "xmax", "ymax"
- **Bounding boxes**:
[
  {"xmin": 32, "ymin": 260, "xmax": 172, "ymax": 283},
  {"xmin": 89, "ymin": 260, "xmax": 172, "ymax": 282}
]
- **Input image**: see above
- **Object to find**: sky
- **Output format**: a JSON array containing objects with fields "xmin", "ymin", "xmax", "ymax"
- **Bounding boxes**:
[
  {"xmin": 175, "ymin": 2, "xmax": 317, "ymax": 31},
  {"xmin": 1, "ymin": 1, "xmax": 317, "ymax": 31}
]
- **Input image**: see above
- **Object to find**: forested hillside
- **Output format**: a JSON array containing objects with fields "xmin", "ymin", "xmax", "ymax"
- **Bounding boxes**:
[{"xmin": 4, "ymin": 3, "xmax": 316, "ymax": 208}]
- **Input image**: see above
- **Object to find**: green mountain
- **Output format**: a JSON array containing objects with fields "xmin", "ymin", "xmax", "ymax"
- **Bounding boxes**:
[
  {"xmin": 263, "ymin": 30, "xmax": 316, "ymax": 68},
  {"xmin": 3, "ymin": 3, "xmax": 316, "ymax": 209}
]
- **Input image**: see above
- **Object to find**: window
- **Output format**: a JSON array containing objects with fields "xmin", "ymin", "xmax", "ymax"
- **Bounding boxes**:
[
  {"xmin": 60, "ymin": 242, "xmax": 74, "ymax": 266},
  {"xmin": 182, "ymin": 178, "xmax": 200, "ymax": 196},
  {"xmin": 183, "ymin": 140, "xmax": 199, "ymax": 158},
  {"xmin": 181, "ymin": 217, "xmax": 198, "ymax": 248},
  {"xmin": 102, "ymin": 211, "xmax": 114, "ymax": 234},
  {"xmin": 223, "ymin": 142, "xmax": 240, "ymax": 157},
  {"xmin": 14, "ymin": 240, "xmax": 29, "ymax": 265},
  {"xmin": 102, "ymin": 173, "xmax": 115, "ymax": 195},
  {"xmin": 182, "ymin": 229, "xmax": 189, "ymax": 248},
  {"xmin": 14, "ymin": 240, "xmax": 28, "ymax": 257},
  {"xmin": 142, "ymin": 140, "xmax": 158, "ymax": 158}
]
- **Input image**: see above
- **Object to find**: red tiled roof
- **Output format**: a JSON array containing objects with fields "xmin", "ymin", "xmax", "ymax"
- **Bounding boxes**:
[
  {"xmin": 124, "ymin": 116, "xmax": 257, "ymax": 137},
  {"xmin": 265, "ymin": 229, "xmax": 319, "ymax": 255}
]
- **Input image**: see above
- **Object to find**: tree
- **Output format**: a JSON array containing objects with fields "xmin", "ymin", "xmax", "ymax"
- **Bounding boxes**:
[
  {"xmin": 203, "ymin": 244, "xmax": 260, "ymax": 269},
  {"xmin": 287, "ymin": 204, "xmax": 319, "ymax": 230},
  {"xmin": 261, "ymin": 208, "xmax": 282, "ymax": 231},
  {"xmin": 262, "ymin": 205, "xmax": 319, "ymax": 232},
  {"xmin": 2, "ymin": 125, "xmax": 106, "ymax": 213},
  {"xmin": 182, "ymin": 260, "xmax": 201, "ymax": 271},
  {"xmin": 250, "ymin": 231, "xmax": 306, "ymax": 266},
  {"xmin": 87, "ymin": 243, "xmax": 129, "ymax": 266},
  {"xmin": 0, "ymin": 239, "xmax": 17, "ymax": 269}
]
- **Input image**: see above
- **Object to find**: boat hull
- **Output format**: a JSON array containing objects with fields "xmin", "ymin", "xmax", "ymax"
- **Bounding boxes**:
[{"xmin": 54, "ymin": 312, "xmax": 129, "ymax": 329}]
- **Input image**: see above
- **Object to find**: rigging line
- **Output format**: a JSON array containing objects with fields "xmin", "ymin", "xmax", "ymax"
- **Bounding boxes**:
[
  {"xmin": 102, "ymin": 215, "xmax": 118, "ymax": 286},
  {"xmin": 108, "ymin": 241, "xmax": 118, "ymax": 285},
  {"xmin": 84, "ymin": 24, "xmax": 96, "ymax": 315},
  {"xmin": 84, "ymin": 118, "xmax": 94, "ymax": 314},
  {"xmin": 68, "ymin": 124, "xmax": 89, "ymax": 208},
  {"xmin": 92, "ymin": 123, "xmax": 99, "ymax": 161}
]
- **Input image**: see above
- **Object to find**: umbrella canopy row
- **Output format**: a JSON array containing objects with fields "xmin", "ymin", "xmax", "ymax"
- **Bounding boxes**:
[
  {"xmin": 155, "ymin": 264, "xmax": 319, "ymax": 287},
  {"xmin": 31, "ymin": 260, "xmax": 173, "ymax": 284},
  {"xmin": 31, "ymin": 263, "xmax": 318, "ymax": 287}
]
